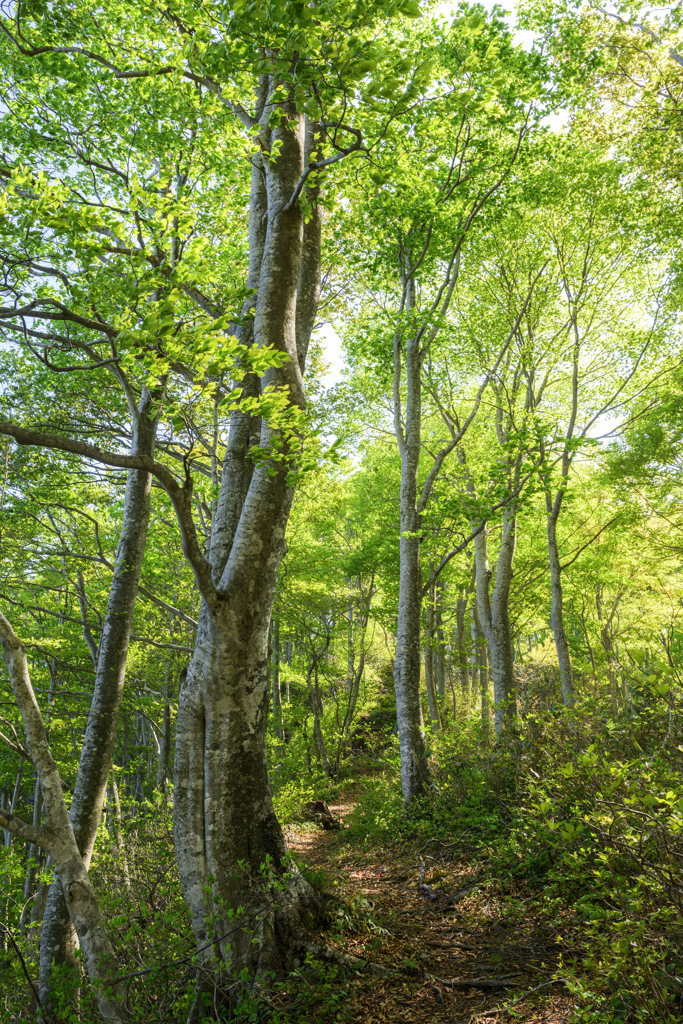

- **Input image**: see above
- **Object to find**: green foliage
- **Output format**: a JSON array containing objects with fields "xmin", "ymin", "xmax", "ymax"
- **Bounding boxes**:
[{"xmin": 336, "ymin": 675, "xmax": 683, "ymax": 1024}]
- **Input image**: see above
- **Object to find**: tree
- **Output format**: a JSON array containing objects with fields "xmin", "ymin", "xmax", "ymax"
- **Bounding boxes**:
[
  {"xmin": 0, "ymin": 612, "xmax": 127, "ymax": 1023},
  {"xmin": 0, "ymin": 0, "xmax": 443, "ymax": 1002},
  {"xmin": 339, "ymin": 10, "xmax": 549, "ymax": 799}
]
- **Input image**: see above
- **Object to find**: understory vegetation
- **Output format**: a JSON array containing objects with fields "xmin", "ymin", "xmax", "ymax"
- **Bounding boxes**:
[
  {"xmin": 3, "ymin": 657, "xmax": 682, "ymax": 1023},
  {"xmin": 0, "ymin": 0, "xmax": 683, "ymax": 1021}
]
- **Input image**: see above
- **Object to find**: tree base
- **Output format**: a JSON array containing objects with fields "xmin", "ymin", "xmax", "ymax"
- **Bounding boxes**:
[{"xmin": 185, "ymin": 871, "xmax": 383, "ymax": 1023}]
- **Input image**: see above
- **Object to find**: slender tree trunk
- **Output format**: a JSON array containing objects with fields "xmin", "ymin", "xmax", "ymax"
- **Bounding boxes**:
[
  {"xmin": 4, "ymin": 759, "xmax": 23, "ymax": 847},
  {"xmin": 346, "ymin": 586, "xmax": 355, "ymax": 692},
  {"xmin": 547, "ymin": 512, "xmax": 574, "ymax": 708},
  {"xmin": 310, "ymin": 659, "xmax": 330, "ymax": 777},
  {"xmin": 20, "ymin": 778, "xmax": 43, "ymax": 936},
  {"xmin": 448, "ymin": 671, "xmax": 457, "ymax": 721},
  {"xmin": 435, "ymin": 582, "xmax": 446, "ymax": 701},
  {"xmin": 272, "ymin": 618, "xmax": 284, "ymax": 742},
  {"xmin": 424, "ymin": 587, "xmax": 441, "ymax": 732},
  {"xmin": 107, "ymin": 777, "xmax": 130, "ymax": 888},
  {"xmin": 472, "ymin": 604, "xmax": 490, "ymax": 746},
  {"xmin": 456, "ymin": 596, "xmax": 470, "ymax": 703},
  {"xmin": 334, "ymin": 582, "xmax": 373, "ymax": 774},
  {"xmin": 155, "ymin": 661, "xmax": 173, "ymax": 794},
  {"xmin": 0, "ymin": 614, "xmax": 127, "ymax": 1023},
  {"xmin": 394, "ymin": 305, "xmax": 431, "ymax": 800},
  {"xmin": 334, "ymin": 653, "xmax": 364, "ymax": 775},
  {"xmin": 39, "ymin": 391, "xmax": 159, "ymax": 1005},
  {"xmin": 474, "ymin": 510, "xmax": 518, "ymax": 735}
]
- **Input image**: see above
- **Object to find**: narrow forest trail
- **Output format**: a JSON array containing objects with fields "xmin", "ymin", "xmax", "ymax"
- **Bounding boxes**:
[{"xmin": 285, "ymin": 782, "xmax": 577, "ymax": 1024}]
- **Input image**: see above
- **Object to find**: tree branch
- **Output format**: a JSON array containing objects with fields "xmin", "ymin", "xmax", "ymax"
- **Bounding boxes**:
[
  {"xmin": 0, "ymin": 422, "xmax": 218, "ymax": 607},
  {"xmin": 559, "ymin": 515, "xmax": 619, "ymax": 572}
]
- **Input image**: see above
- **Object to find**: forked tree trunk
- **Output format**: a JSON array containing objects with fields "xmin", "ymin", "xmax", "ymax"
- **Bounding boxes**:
[
  {"xmin": 39, "ymin": 392, "xmax": 159, "ymax": 1006},
  {"xmin": 173, "ymin": 103, "xmax": 342, "ymax": 1002},
  {"xmin": 474, "ymin": 509, "xmax": 518, "ymax": 735}
]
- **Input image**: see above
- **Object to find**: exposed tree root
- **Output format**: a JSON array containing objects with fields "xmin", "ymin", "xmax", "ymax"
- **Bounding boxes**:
[{"xmin": 184, "ymin": 868, "xmax": 385, "ymax": 1023}]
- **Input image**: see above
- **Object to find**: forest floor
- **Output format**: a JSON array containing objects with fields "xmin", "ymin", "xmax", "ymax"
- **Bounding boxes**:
[{"xmin": 285, "ymin": 778, "xmax": 578, "ymax": 1024}]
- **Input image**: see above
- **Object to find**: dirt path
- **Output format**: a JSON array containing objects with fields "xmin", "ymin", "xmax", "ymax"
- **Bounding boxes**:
[{"xmin": 286, "ymin": 788, "xmax": 577, "ymax": 1024}]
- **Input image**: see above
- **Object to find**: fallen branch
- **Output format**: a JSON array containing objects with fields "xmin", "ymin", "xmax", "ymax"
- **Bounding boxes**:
[
  {"xmin": 429, "ymin": 972, "xmax": 524, "ymax": 991},
  {"xmin": 417, "ymin": 857, "xmax": 478, "ymax": 904},
  {"xmin": 473, "ymin": 977, "xmax": 570, "ymax": 1017}
]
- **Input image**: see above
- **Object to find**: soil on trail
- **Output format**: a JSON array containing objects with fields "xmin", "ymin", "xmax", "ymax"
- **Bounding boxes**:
[{"xmin": 286, "ymin": 784, "xmax": 577, "ymax": 1024}]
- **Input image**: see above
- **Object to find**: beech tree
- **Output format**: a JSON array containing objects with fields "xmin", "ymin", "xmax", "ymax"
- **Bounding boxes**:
[
  {"xmin": 337, "ymin": 12, "xmax": 553, "ymax": 800},
  {"xmin": 0, "ymin": 0, "xmax": 453, "ymax": 1006}
]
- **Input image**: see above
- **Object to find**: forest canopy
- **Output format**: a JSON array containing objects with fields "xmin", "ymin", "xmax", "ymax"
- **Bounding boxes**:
[{"xmin": 0, "ymin": 1, "xmax": 682, "ymax": 1022}]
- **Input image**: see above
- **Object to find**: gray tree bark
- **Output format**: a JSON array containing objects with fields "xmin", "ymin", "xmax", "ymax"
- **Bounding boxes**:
[
  {"xmin": 155, "ymin": 661, "xmax": 173, "ymax": 794},
  {"xmin": 435, "ymin": 582, "xmax": 446, "ymax": 701},
  {"xmin": 472, "ymin": 604, "xmax": 490, "ymax": 746},
  {"xmin": 547, "ymin": 509, "xmax": 574, "ymax": 709},
  {"xmin": 424, "ymin": 584, "xmax": 442, "ymax": 732},
  {"xmin": 3, "ymin": 758, "xmax": 23, "ymax": 847},
  {"xmin": 393, "ymin": 271, "xmax": 431, "ymax": 801},
  {"xmin": 271, "ymin": 618, "xmax": 284, "ymax": 742},
  {"xmin": 333, "ymin": 577, "xmax": 374, "ymax": 775},
  {"xmin": 39, "ymin": 389, "xmax": 159, "ymax": 1005},
  {"xmin": 172, "ymin": 102, "xmax": 340, "ymax": 996},
  {"xmin": 474, "ymin": 509, "xmax": 518, "ymax": 735},
  {"xmin": 309, "ymin": 657, "xmax": 330, "ymax": 778},
  {"xmin": 0, "ymin": 613, "xmax": 127, "ymax": 1023},
  {"xmin": 456, "ymin": 595, "xmax": 470, "ymax": 703},
  {"xmin": 19, "ymin": 778, "xmax": 43, "ymax": 936}
]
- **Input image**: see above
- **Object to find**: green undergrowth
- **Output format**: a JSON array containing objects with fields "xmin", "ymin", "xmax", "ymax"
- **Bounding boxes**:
[
  {"xmin": 339, "ymin": 684, "xmax": 683, "ymax": 1024},
  {"xmin": 3, "ymin": 678, "xmax": 680, "ymax": 1023}
]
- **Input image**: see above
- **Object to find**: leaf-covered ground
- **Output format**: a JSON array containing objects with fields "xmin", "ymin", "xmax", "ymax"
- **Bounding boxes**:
[{"xmin": 285, "ymin": 783, "xmax": 577, "ymax": 1024}]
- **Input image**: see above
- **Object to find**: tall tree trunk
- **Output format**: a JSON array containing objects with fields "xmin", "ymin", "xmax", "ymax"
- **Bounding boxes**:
[
  {"xmin": 472, "ymin": 605, "xmax": 490, "ymax": 746},
  {"xmin": 346, "ymin": 586, "xmax": 354, "ymax": 692},
  {"xmin": 393, "ymin": 278, "xmax": 431, "ymax": 801},
  {"xmin": 424, "ymin": 585, "xmax": 441, "ymax": 732},
  {"xmin": 547, "ymin": 511, "xmax": 574, "ymax": 708},
  {"xmin": 333, "ymin": 579, "xmax": 374, "ymax": 775},
  {"xmin": 456, "ymin": 595, "xmax": 470, "ymax": 703},
  {"xmin": 310, "ymin": 659, "xmax": 330, "ymax": 777},
  {"xmin": 39, "ymin": 391, "xmax": 159, "ymax": 1006},
  {"xmin": 172, "ymin": 106, "xmax": 337, "ymax": 997},
  {"xmin": 271, "ymin": 618, "xmax": 284, "ymax": 742},
  {"xmin": 435, "ymin": 581, "xmax": 446, "ymax": 701},
  {"xmin": 155, "ymin": 660, "xmax": 173, "ymax": 794},
  {"xmin": 474, "ymin": 509, "xmax": 518, "ymax": 735},
  {"xmin": 3, "ymin": 758, "xmax": 23, "ymax": 847},
  {"xmin": 107, "ymin": 777, "xmax": 130, "ymax": 888},
  {"xmin": 20, "ymin": 778, "xmax": 43, "ymax": 936}
]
